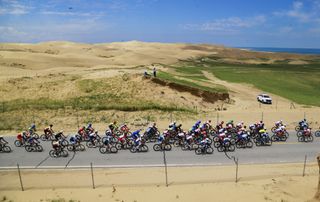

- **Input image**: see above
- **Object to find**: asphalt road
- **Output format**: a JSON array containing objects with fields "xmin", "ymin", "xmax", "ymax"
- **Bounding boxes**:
[{"xmin": 0, "ymin": 132, "xmax": 319, "ymax": 169}]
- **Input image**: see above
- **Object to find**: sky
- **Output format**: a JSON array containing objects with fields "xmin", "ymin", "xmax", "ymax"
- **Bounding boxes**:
[{"xmin": 0, "ymin": 0, "xmax": 320, "ymax": 48}]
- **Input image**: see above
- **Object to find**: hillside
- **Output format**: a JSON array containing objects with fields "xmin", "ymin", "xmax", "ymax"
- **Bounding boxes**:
[{"xmin": 0, "ymin": 41, "xmax": 320, "ymax": 133}]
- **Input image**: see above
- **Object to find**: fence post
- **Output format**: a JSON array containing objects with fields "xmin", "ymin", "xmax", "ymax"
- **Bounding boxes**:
[
  {"xmin": 17, "ymin": 164, "xmax": 24, "ymax": 191},
  {"xmin": 90, "ymin": 162, "xmax": 95, "ymax": 189},
  {"xmin": 163, "ymin": 150, "xmax": 168, "ymax": 187},
  {"xmin": 235, "ymin": 158, "xmax": 239, "ymax": 183},
  {"xmin": 303, "ymin": 155, "xmax": 307, "ymax": 177}
]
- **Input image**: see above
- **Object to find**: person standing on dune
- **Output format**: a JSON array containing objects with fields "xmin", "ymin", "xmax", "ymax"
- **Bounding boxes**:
[{"xmin": 153, "ymin": 67, "xmax": 157, "ymax": 77}]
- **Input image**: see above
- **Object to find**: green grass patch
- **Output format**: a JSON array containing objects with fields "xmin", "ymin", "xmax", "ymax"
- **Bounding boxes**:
[
  {"xmin": 158, "ymin": 71, "xmax": 226, "ymax": 93},
  {"xmin": 195, "ymin": 59, "xmax": 320, "ymax": 106}
]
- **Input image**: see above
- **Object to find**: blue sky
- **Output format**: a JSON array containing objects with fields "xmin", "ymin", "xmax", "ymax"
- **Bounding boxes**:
[{"xmin": 0, "ymin": 0, "xmax": 320, "ymax": 48}]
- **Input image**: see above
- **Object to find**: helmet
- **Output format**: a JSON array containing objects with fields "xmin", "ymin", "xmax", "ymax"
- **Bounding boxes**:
[
  {"xmin": 59, "ymin": 130, "xmax": 63, "ymax": 133},
  {"xmin": 221, "ymin": 121, "xmax": 224, "ymax": 124},
  {"xmin": 153, "ymin": 122, "xmax": 156, "ymax": 126},
  {"xmin": 31, "ymin": 124, "xmax": 36, "ymax": 128},
  {"xmin": 0, "ymin": 135, "xmax": 3, "ymax": 138},
  {"xmin": 208, "ymin": 120, "xmax": 211, "ymax": 123},
  {"xmin": 88, "ymin": 123, "xmax": 92, "ymax": 127},
  {"xmin": 304, "ymin": 119, "xmax": 306, "ymax": 121},
  {"xmin": 113, "ymin": 120, "xmax": 117, "ymax": 124},
  {"xmin": 50, "ymin": 124, "xmax": 53, "ymax": 127}
]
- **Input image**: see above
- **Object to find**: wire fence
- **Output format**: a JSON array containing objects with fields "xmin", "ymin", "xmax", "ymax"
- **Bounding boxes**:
[{"xmin": 1, "ymin": 154, "xmax": 318, "ymax": 191}]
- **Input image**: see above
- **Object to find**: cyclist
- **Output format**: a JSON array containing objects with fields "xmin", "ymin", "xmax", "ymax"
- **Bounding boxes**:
[
  {"xmin": 226, "ymin": 120, "xmax": 234, "ymax": 128},
  {"xmin": 44, "ymin": 124, "xmax": 54, "ymax": 138},
  {"xmin": 299, "ymin": 119, "xmax": 309, "ymax": 130},
  {"xmin": 215, "ymin": 121, "xmax": 224, "ymax": 131},
  {"xmin": 0, "ymin": 136, "xmax": 8, "ymax": 145},
  {"xmin": 54, "ymin": 130, "xmax": 65, "ymax": 140},
  {"xmin": 28, "ymin": 124, "xmax": 36, "ymax": 135},
  {"xmin": 131, "ymin": 129, "xmax": 142, "ymax": 140},
  {"xmin": 52, "ymin": 139, "xmax": 61, "ymax": 151},
  {"xmin": 89, "ymin": 130, "xmax": 98, "ymax": 145},
  {"xmin": 69, "ymin": 134, "xmax": 78, "ymax": 146},
  {"xmin": 109, "ymin": 121, "xmax": 118, "ymax": 133},
  {"xmin": 86, "ymin": 123, "xmax": 94, "ymax": 133}
]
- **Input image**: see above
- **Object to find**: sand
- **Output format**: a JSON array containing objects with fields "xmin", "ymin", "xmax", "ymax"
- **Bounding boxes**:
[
  {"xmin": 0, "ymin": 41, "xmax": 319, "ymax": 135},
  {"xmin": 0, "ymin": 162, "xmax": 319, "ymax": 202}
]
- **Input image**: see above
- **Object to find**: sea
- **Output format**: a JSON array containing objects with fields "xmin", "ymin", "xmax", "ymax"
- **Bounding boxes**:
[{"xmin": 238, "ymin": 47, "xmax": 320, "ymax": 55}]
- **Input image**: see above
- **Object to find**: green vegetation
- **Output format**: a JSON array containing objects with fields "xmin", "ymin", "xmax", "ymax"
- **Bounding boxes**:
[
  {"xmin": 0, "ymin": 94, "xmax": 194, "ymax": 113},
  {"xmin": 175, "ymin": 57, "xmax": 320, "ymax": 106},
  {"xmin": 157, "ymin": 70, "xmax": 227, "ymax": 93}
]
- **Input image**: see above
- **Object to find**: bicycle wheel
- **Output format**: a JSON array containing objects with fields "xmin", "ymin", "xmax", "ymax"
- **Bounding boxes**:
[
  {"xmin": 308, "ymin": 135, "xmax": 314, "ymax": 142},
  {"xmin": 266, "ymin": 137, "xmax": 272, "ymax": 146},
  {"xmin": 99, "ymin": 146, "xmax": 107, "ymax": 154},
  {"xmin": 115, "ymin": 143, "xmax": 122, "ymax": 150},
  {"xmin": 235, "ymin": 141, "xmax": 243, "ymax": 149},
  {"xmin": 33, "ymin": 133, "xmax": 39, "ymax": 139},
  {"xmin": 67, "ymin": 145, "xmax": 75, "ymax": 151},
  {"xmin": 271, "ymin": 126, "xmax": 276, "ymax": 133},
  {"xmin": 246, "ymin": 140, "xmax": 253, "ymax": 148},
  {"xmin": 61, "ymin": 140, "xmax": 69, "ymax": 147},
  {"xmin": 181, "ymin": 144, "xmax": 189, "ymax": 151},
  {"xmin": 295, "ymin": 126, "xmax": 300, "ymax": 131},
  {"xmin": 110, "ymin": 146, "xmax": 118, "ymax": 153},
  {"xmin": 153, "ymin": 144, "xmax": 161, "ymax": 151},
  {"xmin": 36, "ymin": 145, "xmax": 43, "ymax": 152},
  {"xmin": 284, "ymin": 131, "xmax": 289, "ymax": 138},
  {"xmin": 195, "ymin": 148, "xmax": 202, "ymax": 155},
  {"xmin": 173, "ymin": 140, "xmax": 180, "ymax": 147},
  {"xmin": 217, "ymin": 146, "xmax": 224, "ymax": 152},
  {"xmin": 3, "ymin": 146, "xmax": 11, "ymax": 153},
  {"xmin": 14, "ymin": 140, "xmax": 22, "ymax": 147},
  {"xmin": 297, "ymin": 131, "xmax": 303, "ymax": 137},
  {"xmin": 315, "ymin": 131, "xmax": 320, "ymax": 137},
  {"xmin": 25, "ymin": 145, "xmax": 32, "ymax": 152},
  {"xmin": 165, "ymin": 144, "xmax": 172, "ymax": 151},
  {"xmin": 142, "ymin": 145, "xmax": 149, "ymax": 152},
  {"xmin": 49, "ymin": 150, "xmax": 57, "ymax": 158},
  {"xmin": 298, "ymin": 136, "xmax": 304, "ymax": 142},
  {"xmin": 271, "ymin": 135, "xmax": 277, "ymax": 142},
  {"xmin": 86, "ymin": 141, "xmax": 94, "ymax": 148},
  {"xmin": 130, "ymin": 147, "xmax": 137, "ymax": 153},
  {"xmin": 40, "ymin": 134, "xmax": 47, "ymax": 141},
  {"xmin": 228, "ymin": 145, "xmax": 235, "ymax": 152},
  {"xmin": 213, "ymin": 142, "xmax": 221, "ymax": 148},
  {"xmin": 280, "ymin": 135, "xmax": 287, "ymax": 142},
  {"xmin": 62, "ymin": 150, "xmax": 69, "ymax": 157},
  {"xmin": 206, "ymin": 147, "xmax": 213, "ymax": 154}
]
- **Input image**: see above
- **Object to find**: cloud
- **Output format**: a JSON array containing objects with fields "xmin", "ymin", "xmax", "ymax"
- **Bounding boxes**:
[
  {"xmin": 183, "ymin": 15, "xmax": 266, "ymax": 32},
  {"xmin": 0, "ymin": 0, "xmax": 32, "ymax": 15},
  {"xmin": 40, "ymin": 11, "xmax": 105, "ymax": 18},
  {"xmin": 273, "ymin": 1, "xmax": 320, "ymax": 23}
]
